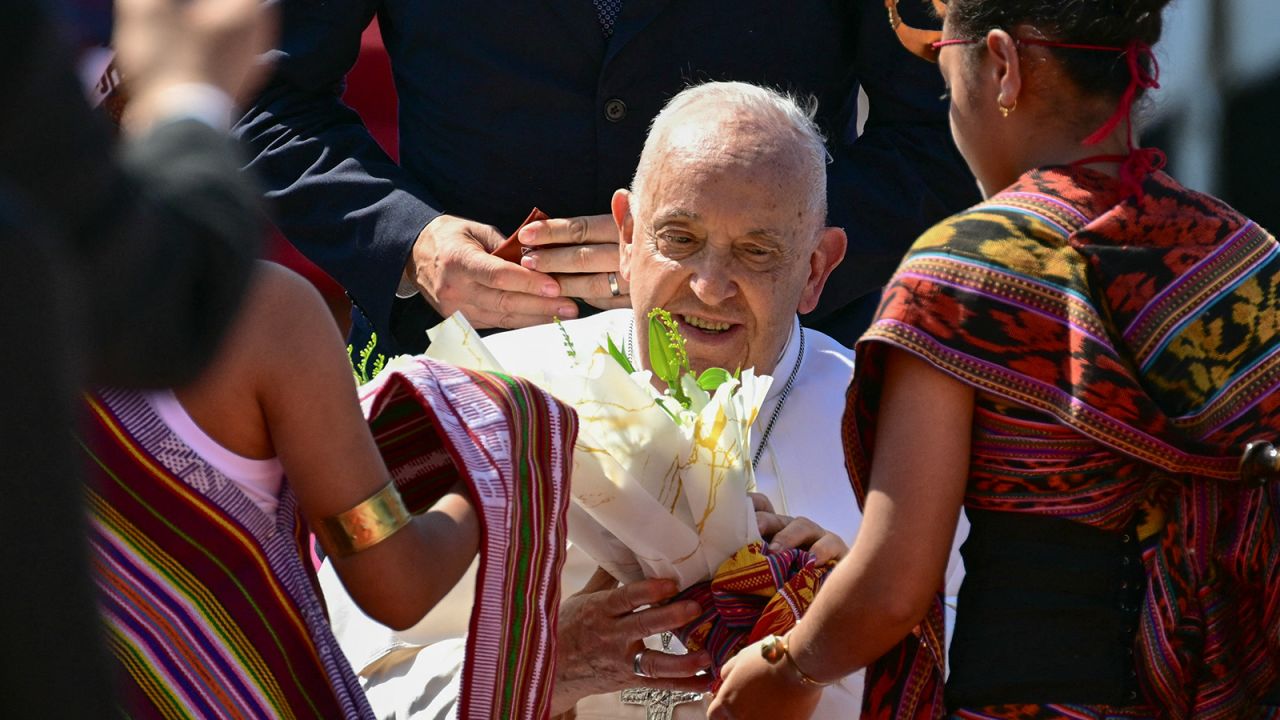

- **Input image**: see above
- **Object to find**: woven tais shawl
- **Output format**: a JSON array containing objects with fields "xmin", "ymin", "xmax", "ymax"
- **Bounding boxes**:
[
  {"xmin": 358, "ymin": 358, "xmax": 575, "ymax": 720},
  {"xmin": 845, "ymin": 166, "xmax": 1280, "ymax": 719},
  {"xmin": 674, "ymin": 541, "xmax": 831, "ymax": 678},
  {"xmin": 82, "ymin": 389, "xmax": 372, "ymax": 719},
  {"xmin": 82, "ymin": 358, "xmax": 575, "ymax": 720}
]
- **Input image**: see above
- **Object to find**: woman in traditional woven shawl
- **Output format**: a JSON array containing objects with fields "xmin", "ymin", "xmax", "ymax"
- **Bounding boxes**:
[
  {"xmin": 711, "ymin": 1, "xmax": 1280, "ymax": 718},
  {"xmin": 79, "ymin": 263, "xmax": 575, "ymax": 720}
]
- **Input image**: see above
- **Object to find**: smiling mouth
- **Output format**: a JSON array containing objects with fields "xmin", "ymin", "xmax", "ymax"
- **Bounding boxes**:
[{"xmin": 683, "ymin": 314, "xmax": 733, "ymax": 334}]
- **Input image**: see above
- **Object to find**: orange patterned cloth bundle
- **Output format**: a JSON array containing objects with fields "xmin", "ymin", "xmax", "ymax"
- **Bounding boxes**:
[{"xmin": 674, "ymin": 541, "xmax": 833, "ymax": 677}]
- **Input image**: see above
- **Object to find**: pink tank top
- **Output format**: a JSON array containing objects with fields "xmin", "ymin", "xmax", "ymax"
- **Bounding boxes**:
[{"xmin": 143, "ymin": 390, "xmax": 284, "ymax": 517}]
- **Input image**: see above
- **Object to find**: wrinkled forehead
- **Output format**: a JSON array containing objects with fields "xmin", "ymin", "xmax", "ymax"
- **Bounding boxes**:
[
  {"xmin": 642, "ymin": 122, "xmax": 810, "ymax": 208},
  {"xmin": 656, "ymin": 109, "xmax": 789, "ymax": 161},
  {"xmin": 641, "ymin": 149, "xmax": 811, "ymax": 235}
]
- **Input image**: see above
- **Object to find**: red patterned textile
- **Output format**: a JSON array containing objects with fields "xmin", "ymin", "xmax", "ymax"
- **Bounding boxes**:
[
  {"xmin": 83, "ymin": 358, "xmax": 576, "ymax": 720},
  {"xmin": 674, "ymin": 541, "xmax": 832, "ymax": 678},
  {"xmin": 83, "ymin": 390, "xmax": 373, "ymax": 719},
  {"xmin": 846, "ymin": 166, "xmax": 1280, "ymax": 719},
  {"xmin": 358, "ymin": 359, "xmax": 577, "ymax": 720}
]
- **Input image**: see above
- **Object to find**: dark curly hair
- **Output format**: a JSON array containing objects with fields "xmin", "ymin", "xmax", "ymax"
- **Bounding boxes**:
[{"xmin": 944, "ymin": 0, "xmax": 1174, "ymax": 101}]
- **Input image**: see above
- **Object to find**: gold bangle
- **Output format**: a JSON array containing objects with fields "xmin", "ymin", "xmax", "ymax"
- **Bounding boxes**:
[
  {"xmin": 760, "ymin": 634, "xmax": 832, "ymax": 688},
  {"xmin": 315, "ymin": 482, "xmax": 411, "ymax": 558}
]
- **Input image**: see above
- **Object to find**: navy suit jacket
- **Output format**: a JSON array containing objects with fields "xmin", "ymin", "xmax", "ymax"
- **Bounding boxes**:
[{"xmin": 237, "ymin": 0, "xmax": 978, "ymax": 353}]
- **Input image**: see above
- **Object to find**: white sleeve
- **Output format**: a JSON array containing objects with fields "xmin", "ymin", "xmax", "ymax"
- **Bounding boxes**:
[
  {"xmin": 318, "ymin": 561, "xmax": 471, "ymax": 719},
  {"xmin": 360, "ymin": 640, "xmax": 464, "ymax": 720}
]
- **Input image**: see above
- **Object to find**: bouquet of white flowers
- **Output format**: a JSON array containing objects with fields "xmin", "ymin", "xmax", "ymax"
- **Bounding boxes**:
[{"xmin": 425, "ymin": 310, "xmax": 771, "ymax": 589}]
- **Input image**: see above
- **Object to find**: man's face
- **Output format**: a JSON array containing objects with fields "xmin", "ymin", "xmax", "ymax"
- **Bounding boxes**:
[{"xmin": 614, "ymin": 126, "xmax": 844, "ymax": 376}]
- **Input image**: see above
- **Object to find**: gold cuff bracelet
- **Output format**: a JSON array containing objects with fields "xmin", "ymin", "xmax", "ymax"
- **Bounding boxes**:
[{"xmin": 315, "ymin": 482, "xmax": 411, "ymax": 558}]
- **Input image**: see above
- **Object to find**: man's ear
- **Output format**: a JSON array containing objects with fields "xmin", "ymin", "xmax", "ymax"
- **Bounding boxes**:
[
  {"xmin": 612, "ymin": 189, "xmax": 636, "ymax": 282},
  {"xmin": 797, "ymin": 226, "xmax": 847, "ymax": 314}
]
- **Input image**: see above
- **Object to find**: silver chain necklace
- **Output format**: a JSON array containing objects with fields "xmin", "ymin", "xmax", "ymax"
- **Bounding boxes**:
[
  {"xmin": 751, "ymin": 327, "xmax": 804, "ymax": 469},
  {"xmin": 625, "ymin": 320, "xmax": 805, "ymax": 470}
]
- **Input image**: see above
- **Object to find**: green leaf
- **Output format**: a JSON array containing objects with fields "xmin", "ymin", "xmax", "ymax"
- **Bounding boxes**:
[
  {"xmin": 646, "ymin": 308, "xmax": 693, "ymax": 408},
  {"xmin": 648, "ymin": 311, "xmax": 677, "ymax": 387},
  {"xmin": 695, "ymin": 367, "xmax": 731, "ymax": 391},
  {"xmin": 606, "ymin": 334, "xmax": 636, "ymax": 374}
]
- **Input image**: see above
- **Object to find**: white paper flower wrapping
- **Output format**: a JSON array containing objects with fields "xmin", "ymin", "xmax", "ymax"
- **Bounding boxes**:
[{"xmin": 424, "ymin": 313, "xmax": 772, "ymax": 589}]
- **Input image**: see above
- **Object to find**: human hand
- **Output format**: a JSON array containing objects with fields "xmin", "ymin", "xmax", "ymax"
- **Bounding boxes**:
[
  {"xmin": 754, "ymin": 508, "xmax": 848, "ymax": 565},
  {"xmin": 518, "ymin": 213, "xmax": 630, "ymax": 310},
  {"xmin": 551, "ymin": 568, "xmax": 712, "ymax": 716},
  {"xmin": 114, "ymin": 0, "xmax": 277, "ymax": 124},
  {"xmin": 708, "ymin": 638, "xmax": 822, "ymax": 720},
  {"xmin": 407, "ymin": 214, "xmax": 579, "ymax": 329},
  {"xmin": 749, "ymin": 492, "xmax": 776, "ymax": 517}
]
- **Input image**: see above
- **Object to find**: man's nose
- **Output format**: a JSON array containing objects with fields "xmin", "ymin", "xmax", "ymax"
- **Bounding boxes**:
[{"xmin": 689, "ymin": 253, "xmax": 738, "ymax": 306}]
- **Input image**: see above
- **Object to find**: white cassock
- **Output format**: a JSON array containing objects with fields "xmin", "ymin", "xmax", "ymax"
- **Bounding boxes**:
[{"xmin": 319, "ymin": 309, "xmax": 968, "ymax": 719}]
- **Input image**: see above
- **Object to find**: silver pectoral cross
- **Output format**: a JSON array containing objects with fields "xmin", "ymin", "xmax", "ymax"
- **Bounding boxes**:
[{"xmin": 620, "ymin": 688, "xmax": 705, "ymax": 720}]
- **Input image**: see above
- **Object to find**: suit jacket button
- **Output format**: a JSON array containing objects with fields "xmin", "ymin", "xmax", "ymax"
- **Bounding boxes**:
[{"xmin": 604, "ymin": 98, "xmax": 627, "ymax": 122}]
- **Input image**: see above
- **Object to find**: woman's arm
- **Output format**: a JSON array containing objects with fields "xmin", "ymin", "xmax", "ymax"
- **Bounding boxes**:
[
  {"xmin": 177, "ymin": 262, "xmax": 478, "ymax": 630},
  {"xmin": 709, "ymin": 348, "xmax": 972, "ymax": 719}
]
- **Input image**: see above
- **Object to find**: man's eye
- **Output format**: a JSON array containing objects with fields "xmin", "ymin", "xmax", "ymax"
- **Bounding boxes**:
[
  {"xmin": 739, "ymin": 243, "xmax": 778, "ymax": 258},
  {"xmin": 657, "ymin": 234, "xmax": 697, "ymax": 255},
  {"xmin": 738, "ymin": 245, "xmax": 779, "ymax": 267}
]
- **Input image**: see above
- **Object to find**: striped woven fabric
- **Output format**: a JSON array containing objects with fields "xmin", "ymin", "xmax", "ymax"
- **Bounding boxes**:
[
  {"xmin": 674, "ymin": 541, "xmax": 831, "ymax": 678},
  {"xmin": 82, "ymin": 389, "xmax": 372, "ymax": 719},
  {"xmin": 845, "ymin": 166, "xmax": 1280, "ymax": 719},
  {"xmin": 357, "ymin": 358, "xmax": 575, "ymax": 720},
  {"xmin": 81, "ymin": 357, "xmax": 575, "ymax": 720}
]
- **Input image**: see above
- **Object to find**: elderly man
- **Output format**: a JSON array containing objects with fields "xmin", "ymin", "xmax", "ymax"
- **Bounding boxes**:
[
  {"xmin": 238, "ymin": 1, "xmax": 977, "ymax": 365},
  {"xmin": 322, "ymin": 81, "xmax": 963, "ymax": 718}
]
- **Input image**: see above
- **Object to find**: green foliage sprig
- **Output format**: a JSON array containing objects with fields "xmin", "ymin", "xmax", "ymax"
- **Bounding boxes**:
[
  {"xmin": 647, "ymin": 308, "xmax": 690, "ymax": 406},
  {"xmin": 348, "ymin": 332, "xmax": 387, "ymax": 385},
  {"xmin": 606, "ymin": 334, "xmax": 635, "ymax": 375},
  {"xmin": 641, "ymin": 308, "xmax": 735, "ymax": 410},
  {"xmin": 555, "ymin": 317, "xmax": 577, "ymax": 360},
  {"xmin": 552, "ymin": 308, "xmax": 740, "ymax": 417}
]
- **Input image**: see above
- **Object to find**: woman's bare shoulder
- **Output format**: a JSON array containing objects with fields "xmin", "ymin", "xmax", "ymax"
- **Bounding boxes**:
[{"xmin": 174, "ymin": 261, "xmax": 345, "ymax": 458}]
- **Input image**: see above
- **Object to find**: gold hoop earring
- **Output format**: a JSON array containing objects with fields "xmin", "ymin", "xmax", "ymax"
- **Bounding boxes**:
[{"xmin": 998, "ymin": 96, "xmax": 1016, "ymax": 118}]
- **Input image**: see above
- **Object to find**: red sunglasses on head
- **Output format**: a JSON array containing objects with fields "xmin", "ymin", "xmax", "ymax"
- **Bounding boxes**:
[
  {"xmin": 913, "ymin": 16, "xmax": 1166, "ymax": 201},
  {"xmin": 890, "ymin": 0, "xmax": 1146, "ymax": 63},
  {"xmin": 930, "ymin": 37, "xmax": 1137, "ymax": 53}
]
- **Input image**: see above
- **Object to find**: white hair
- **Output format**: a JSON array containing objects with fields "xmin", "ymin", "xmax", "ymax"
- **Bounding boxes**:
[{"xmin": 630, "ymin": 81, "xmax": 829, "ymax": 232}]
